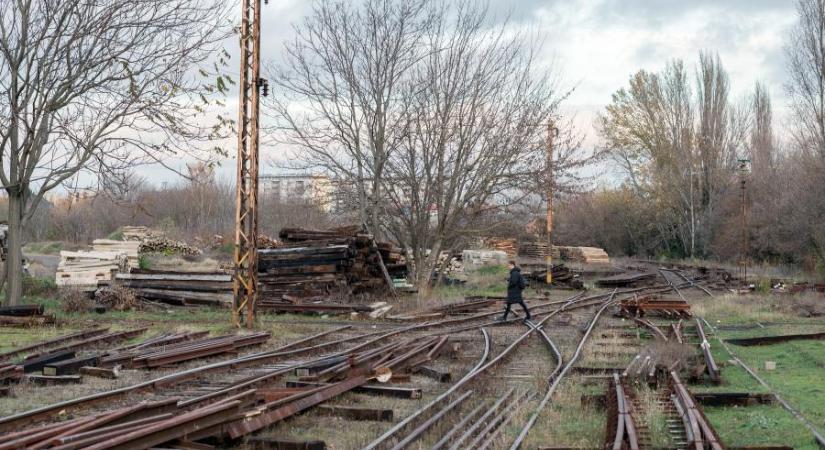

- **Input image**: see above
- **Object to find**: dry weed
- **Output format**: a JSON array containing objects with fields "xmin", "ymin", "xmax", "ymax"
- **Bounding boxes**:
[
  {"xmin": 95, "ymin": 286, "xmax": 141, "ymax": 311},
  {"xmin": 59, "ymin": 288, "xmax": 93, "ymax": 313}
]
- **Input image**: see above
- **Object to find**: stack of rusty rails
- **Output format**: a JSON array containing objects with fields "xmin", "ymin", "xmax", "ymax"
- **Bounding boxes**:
[
  {"xmin": 0, "ymin": 335, "xmax": 445, "ymax": 449},
  {"xmin": 694, "ymin": 319, "xmax": 721, "ymax": 384},
  {"xmin": 0, "ymin": 328, "xmax": 110, "ymax": 363},
  {"xmin": 96, "ymin": 331, "xmax": 217, "ymax": 366},
  {"xmin": 604, "ymin": 373, "xmax": 641, "ymax": 450},
  {"xmin": 110, "ymin": 270, "xmax": 233, "ymax": 307},
  {"xmin": 619, "ymin": 294, "xmax": 691, "ymax": 319},
  {"xmin": 257, "ymin": 225, "xmax": 404, "ymax": 301},
  {"xmin": 102, "ymin": 332, "xmax": 271, "ymax": 369},
  {"xmin": 668, "ymin": 371, "xmax": 726, "ymax": 450},
  {"xmin": 10, "ymin": 328, "xmax": 148, "ymax": 376},
  {"xmin": 388, "ymin": 297, "xmax": 498, "ymax": 321},
  {"xmin": 597, "ymin": 271, "xmax": 658, "ymax": 288},
  {"xmin": 0, "ymin": 363, "xmax": 23, "ymax": 384},
  {"xmin": 22, "ymin": 328, "xmax": 148, "ymax": 362},
  {"xmin": 0, "ymin": 303, "xmax": 55, "ymax": 326},
  {"xmin": 257, "ymin": 302, "xmax": 376, "ymax": 315},
  {"xmin": 523, "ymin": 263, "xmax": 584, "ymax": 289}
]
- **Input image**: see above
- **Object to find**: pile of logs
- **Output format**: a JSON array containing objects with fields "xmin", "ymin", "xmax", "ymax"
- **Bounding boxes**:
[
  {"xmin": 139, "ymin": 236, "xmax": 202, "ymax": 256},
  {"xmin": 257, "ymin": 226, "xmax": 405, "ymax": 302},
  {"xmin": 111, "ymin": 270, "xmax": 232, "ymax": 307},
  {"xmin": 56, "ymin": 251, "xmax": 128, "ymax": 287}
]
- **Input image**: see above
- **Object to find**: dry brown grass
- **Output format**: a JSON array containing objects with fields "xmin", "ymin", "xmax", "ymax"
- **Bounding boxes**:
[
  {"xmin": 95, "ymin": 286, "xmax": 141, "ymax": 311},
  {"xmin": 59, "ymin": 288, "xmax": 94, "ymax": 313}
]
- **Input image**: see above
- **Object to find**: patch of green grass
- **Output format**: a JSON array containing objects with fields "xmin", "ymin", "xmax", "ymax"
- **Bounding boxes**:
[
  {"xmin": 138, "ymin": 255, "xmax": 151, "ymax": 270},
  {"xmin": 475, "ymin": 264, "xmax": 508, "ymax": 276},
  {"xmin": 106, "ymin": 229, "xmax": 124, "ymax": 240},
  {"xmin": 705, "ymin": 404, "xmax": 819, "ymax": 449},
  {"xmin": 21, "ymin": 276, "xmax": 57, "ymax": 297},
  {"xmin": 23, "ymin": 241, "xmax": 64, "ymax": 255}
]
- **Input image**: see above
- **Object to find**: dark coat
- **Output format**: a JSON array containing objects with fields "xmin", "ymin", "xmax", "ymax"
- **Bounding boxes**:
[{"xmin": 506, "ymin": 267, "xmax": 525, "ymax": 302}]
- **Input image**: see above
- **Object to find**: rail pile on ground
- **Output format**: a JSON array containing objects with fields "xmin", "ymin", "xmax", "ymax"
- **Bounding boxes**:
[
  {"xmin": 0, "ymin": 328, "xmax": 449, "ymax": 449},
  {"xmin": 257, "ymin": 226, "xmax": 405, "ymax": 301}
]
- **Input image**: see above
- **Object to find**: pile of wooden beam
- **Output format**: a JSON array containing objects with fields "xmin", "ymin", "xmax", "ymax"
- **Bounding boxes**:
[
  {"xmin": 121, "ymin": 225, "xmax": 151, "ymax": 241},
  {"xmin": 0, "ymin": 304, "xmax": 55, "ymax": 326},
  {"xmin": 517, "ymin": 241, "xmax": 560, "ymax": 259},
  {"xmin": 111, "ymin": 270, "xmax": 232, "ymax": 307},
  {"xmin": 556, "ymin": 246, "xmax": 610, "ymax": 264},
  {"xmin": 257, "ymin": 226, "xmax": 405, "ymax": 301},
  {"xmin": 92, "ymin": 239, "xmax": 140, "ymax": 269},
  {"xmin": 479, "ymin": 237, "xmax": 517, "ymax": 257},
  {"xmin": 56, "ymin": 251, "xmax": 128, "ymax": 287}
]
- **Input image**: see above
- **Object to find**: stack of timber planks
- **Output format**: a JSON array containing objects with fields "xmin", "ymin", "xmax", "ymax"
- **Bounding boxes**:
[
  {"xmin": 517, "ymin": 241, "xmax": 561, "ymax": 259},
  {"xmin": 257, "ymin": 226, "xmax": 407, "ymax": 303},
  {"xmin": 112, "ymin": 270, "xmax": 232, "ymax": 307},
  {"xmin": 556, "ymin": 246, "xmax": 610, "ymax": 264},
  {"xmin": 92, "ymin": 239, "xmax": 140, "ymax": 269},
  {"xmin": 56, "ymin": 251, "xmax": 128, "ymax": 287},
  {"xmin": 479, "ymin": 237, "xmax": 517, "ymax": 257}
]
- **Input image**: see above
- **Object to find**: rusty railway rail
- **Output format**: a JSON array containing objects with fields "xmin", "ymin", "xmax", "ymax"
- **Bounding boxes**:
[{"xmin": 605, "ymin": 373, "xmax": 640, "ymax": 450}]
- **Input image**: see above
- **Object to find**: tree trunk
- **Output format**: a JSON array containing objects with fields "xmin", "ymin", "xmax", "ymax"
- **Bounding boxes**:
[{"xmin": 5, "ymin": 193, "xmax": 25, "ymax": 306}]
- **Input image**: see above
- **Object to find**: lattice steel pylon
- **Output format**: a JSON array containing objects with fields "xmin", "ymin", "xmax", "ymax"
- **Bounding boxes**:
[{"xmin": 233, "ymin": 0, "xmax": 262, "ymax": 328}]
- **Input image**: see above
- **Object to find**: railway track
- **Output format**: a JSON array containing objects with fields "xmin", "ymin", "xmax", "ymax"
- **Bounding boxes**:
[{"xmin": 1, "ymin": 277, "xmax": 724, "ymax": 449}]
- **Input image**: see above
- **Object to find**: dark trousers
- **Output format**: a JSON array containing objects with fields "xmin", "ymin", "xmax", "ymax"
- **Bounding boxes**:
[{"xmin": 502, "ymin": 300, "xmax": 531, "ymax": 320}]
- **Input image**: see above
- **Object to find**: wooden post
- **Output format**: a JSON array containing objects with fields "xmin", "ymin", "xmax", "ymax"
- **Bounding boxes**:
[{"xmin": 545, "ymin": 122, "xmax": 555, "ymax": 285}]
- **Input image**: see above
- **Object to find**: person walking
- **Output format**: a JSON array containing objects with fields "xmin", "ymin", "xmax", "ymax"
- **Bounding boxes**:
[{"xmin": 501, "ymin": 260, "xmax": 531, "ymax": 323}]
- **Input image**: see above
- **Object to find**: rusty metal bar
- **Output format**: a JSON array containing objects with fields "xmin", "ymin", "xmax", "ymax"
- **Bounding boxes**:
[{"xmin": 389, "ymin": 390, "xmax": 473, "ymax": 450}]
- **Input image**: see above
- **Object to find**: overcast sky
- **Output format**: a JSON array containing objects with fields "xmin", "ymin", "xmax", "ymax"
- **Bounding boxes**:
[{"xmin": 141, "ymin": 0, "xmax": 799, "ymax": 186}]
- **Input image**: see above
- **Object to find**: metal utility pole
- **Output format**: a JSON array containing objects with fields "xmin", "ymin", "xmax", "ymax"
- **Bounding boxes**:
[
  {"xmin": 737, "ymin": 159, "xmax": 750, "ymax": 288},
  {"xmin": 545, "ymin": 122, "xmax": 557, "ymax": 285},
  {"xmin": 233, "ymin": 0, "xmax": 264, "ymax": 328}
]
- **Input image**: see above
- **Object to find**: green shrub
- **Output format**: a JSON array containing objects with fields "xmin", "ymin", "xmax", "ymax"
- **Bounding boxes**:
[
  {"xmin": 107, "ymin": 229, "xmax": 125, "ymax": 240},
  {"xmin": 476, "ymin": 264, "xmax": 508, "ymax": 276},
  {"xmin": 23, "ymin": 276, "xmax": 57, "ymax": 296},
  {"xmin": 138, "ymin": 255, "xmax": 151, "ymax": 270}
]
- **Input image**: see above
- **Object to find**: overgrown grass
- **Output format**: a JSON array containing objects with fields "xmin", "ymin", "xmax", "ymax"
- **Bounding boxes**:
[
  {"xmin": 698, "ymin": 300, "xmax": 825, "ymax": 448},
  {"xmin": 705, "ymin": 405, "xmax": 819, "ymax": 449},
  {"xmin": 106, "ymin": 229, "xmax": 124, "ymax": 240},
  {"xmin": 23, "ymin": 241, "xmax": 64, "ymax": 255}
]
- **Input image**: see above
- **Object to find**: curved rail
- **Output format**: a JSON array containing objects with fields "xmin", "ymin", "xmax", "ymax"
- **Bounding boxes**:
[
  {"xmin": 362, "ymin": 292, "xmax": 594, "ymax": 450},
  {"xmin": 509, "ymin": 289, "xmax": 620, "ymax": 450}
]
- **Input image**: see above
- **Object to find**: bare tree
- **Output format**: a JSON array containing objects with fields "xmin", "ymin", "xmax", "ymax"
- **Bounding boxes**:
[
  {"xmin": 383, "ymin": 1, "xmax": 570, "ymax": 285},
  {"xmin": 0, "ymin": 0, "xmax": 231, "ymax": 304},
  {"xmin": 787, "ymin": 0, "xmax": 825, "ymax": 157},
  {"xmin": 265, "ymin": 0, "xmax": 432, "ymax": 236}
]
